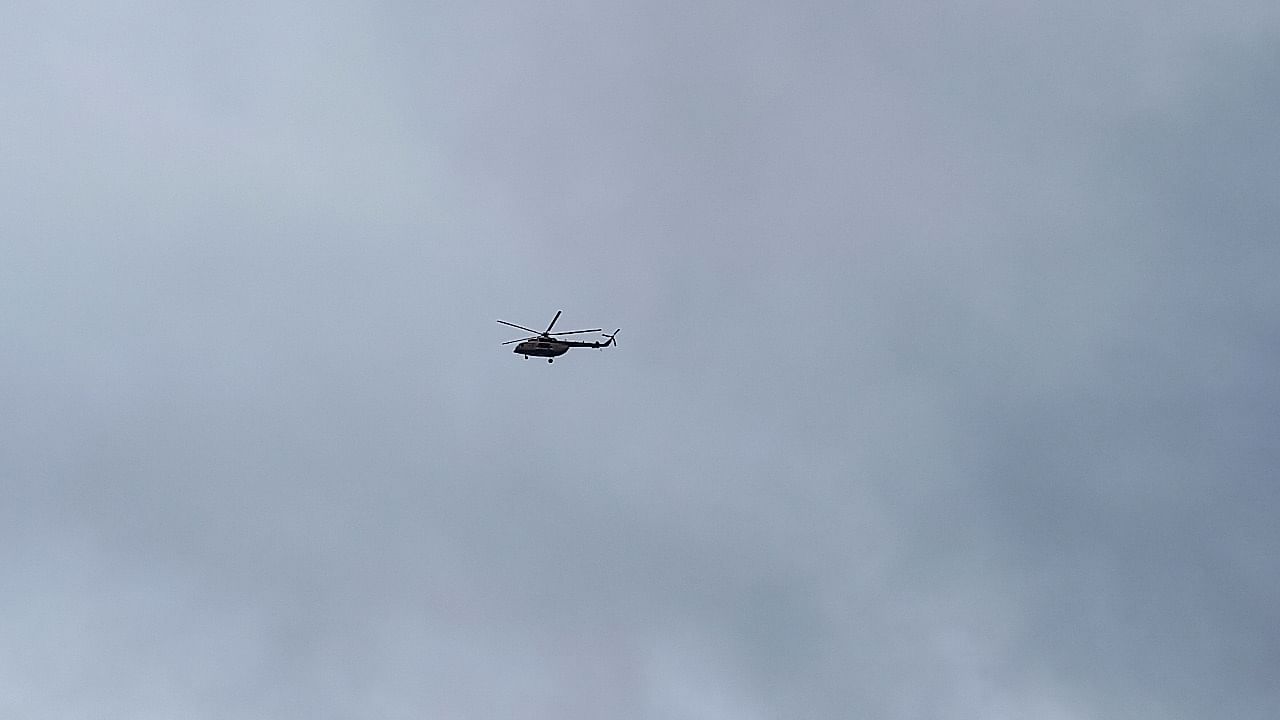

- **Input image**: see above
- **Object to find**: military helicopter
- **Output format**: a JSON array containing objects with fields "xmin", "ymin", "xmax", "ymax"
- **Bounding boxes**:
[{"xmin": 498, "ymin": 310, "xmax": 619, "ymax": 362}]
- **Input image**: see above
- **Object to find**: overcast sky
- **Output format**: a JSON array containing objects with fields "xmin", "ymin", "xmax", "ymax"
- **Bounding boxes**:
[{"xmin": 4, "ymin": 2, "xmax": 1279, "ymax": 718}]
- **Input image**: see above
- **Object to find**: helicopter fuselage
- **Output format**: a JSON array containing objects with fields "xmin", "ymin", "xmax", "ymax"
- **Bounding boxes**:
[{"xmin": 514, "ymin": 340, "xmax": 569, "ymax": 358}]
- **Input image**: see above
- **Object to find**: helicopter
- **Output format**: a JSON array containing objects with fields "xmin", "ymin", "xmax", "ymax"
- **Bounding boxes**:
[{"xmin": 498, "ymin": 310, "xmax": 619, "ymax": 362}]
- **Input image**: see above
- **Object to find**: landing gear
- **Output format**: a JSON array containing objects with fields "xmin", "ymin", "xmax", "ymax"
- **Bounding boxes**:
[
  {"xmin": 523, "ymin": 355, "xmax": 528, "ymax": 360},
  {"xmin": 548, "ymin": 358, "xmax": 554, "ymax": 363}
]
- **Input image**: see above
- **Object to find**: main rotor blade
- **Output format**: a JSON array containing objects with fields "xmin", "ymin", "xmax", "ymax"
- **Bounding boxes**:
[
  {"xmin": 501, "ymin": 337, "xmax": 535, "ymax": 345},
  {"xmin": 497, "ymin": 319, "xmax": 542, "ymax": 335},
  {"xmin": 543, "ymin": 310, "xmax": 562, "ymax": 335},
  {"xmin": 548, "ymin": 328, "xmax": 602, "ymax": 336}
]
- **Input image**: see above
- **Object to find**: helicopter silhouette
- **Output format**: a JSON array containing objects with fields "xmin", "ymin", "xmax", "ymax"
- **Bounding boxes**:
[{"xmin": 498, "ymin": 310, "xmax": 619, "ymax": 362}]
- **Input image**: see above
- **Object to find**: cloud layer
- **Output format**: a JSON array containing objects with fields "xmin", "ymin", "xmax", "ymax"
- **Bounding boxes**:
[{"xmin": 4, "ymin": 2, "xmax": 1278, "ymax": 718}]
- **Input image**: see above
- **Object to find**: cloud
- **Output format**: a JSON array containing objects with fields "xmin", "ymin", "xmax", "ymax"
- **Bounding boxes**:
[{"xmin": 3, "ymin": 2, "xmax": 1278, "ymax": 718}]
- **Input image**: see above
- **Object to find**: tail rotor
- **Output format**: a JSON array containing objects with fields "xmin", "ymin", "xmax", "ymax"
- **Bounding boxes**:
[{"xmin": 602, "ymin": 329, "xmax": 620, "ymax": 348}]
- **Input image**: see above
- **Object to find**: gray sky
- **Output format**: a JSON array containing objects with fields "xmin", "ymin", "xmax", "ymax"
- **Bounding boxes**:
[{"xmin": 4, "ymin": 2, "xmax": 1279, "ymax": 718}]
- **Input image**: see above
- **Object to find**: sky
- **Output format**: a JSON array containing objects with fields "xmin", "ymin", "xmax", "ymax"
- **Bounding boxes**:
[{"xmin": 3, "ymin": 1, "xmax": 1279, "ymax": 718}]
